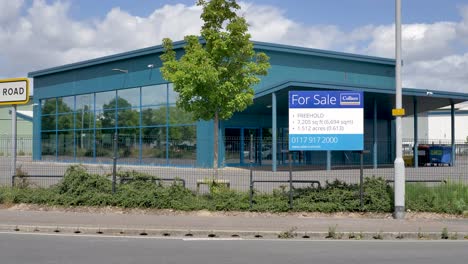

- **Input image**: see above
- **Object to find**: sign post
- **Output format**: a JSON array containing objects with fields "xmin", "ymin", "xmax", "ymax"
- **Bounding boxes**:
[
  {"xmin": 288, "ymin": 91, "xmax": 363, "ymax": 151},
  {"xmin": 288, "ymin": 90, "xmax": 364, "ymax": 208},
  {"xmin": 0, "ymin": 78, "xmax": 30, "ymax": 186}
]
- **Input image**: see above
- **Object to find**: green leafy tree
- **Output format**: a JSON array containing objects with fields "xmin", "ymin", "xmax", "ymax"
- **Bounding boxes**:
[{"xmin": 160, "ymin": 0, "xmax": 270, "ymax": 175}]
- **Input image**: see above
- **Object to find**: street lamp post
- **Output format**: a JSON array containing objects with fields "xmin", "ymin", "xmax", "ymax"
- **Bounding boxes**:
[
  {"xmin": 110, "ymin": 68, "xmax": 128, "ymax": 194},
  {"xmin": 394, "ymin": 0, "xmax": 406, "ymax": 219}
]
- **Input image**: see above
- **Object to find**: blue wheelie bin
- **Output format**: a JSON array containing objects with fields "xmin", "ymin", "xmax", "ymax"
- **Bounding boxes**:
[
  {"xmin": 417, "ymin": 145, "xmax": 430, "ymax": 166},
  {"xmin": 429, "ymin": 146, "xmax": 452, "ymax": 166}
]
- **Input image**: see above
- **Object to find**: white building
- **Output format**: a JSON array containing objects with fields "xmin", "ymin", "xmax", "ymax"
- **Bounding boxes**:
[{"xmin": 403, "ymin": 102, "xmax": 468, "ymax": 143}]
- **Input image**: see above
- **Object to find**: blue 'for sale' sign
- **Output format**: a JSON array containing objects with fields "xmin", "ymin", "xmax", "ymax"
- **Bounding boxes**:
[{"xmin": 288, "ymin": 91, "xmax": 363, "ymax": 151}]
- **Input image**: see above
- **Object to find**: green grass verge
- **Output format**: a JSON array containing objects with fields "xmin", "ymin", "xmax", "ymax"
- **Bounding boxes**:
[{"xmin": 405, "ymin": 182, "xmax": 468, "ymax": 214}]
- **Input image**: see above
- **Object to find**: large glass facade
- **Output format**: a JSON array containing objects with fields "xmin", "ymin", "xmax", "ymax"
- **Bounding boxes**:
[{"xmin": 40, "ymin": 83, "xmax": 197, "ymax": 166}]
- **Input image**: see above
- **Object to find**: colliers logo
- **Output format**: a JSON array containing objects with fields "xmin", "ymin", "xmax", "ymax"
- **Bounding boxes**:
[{"xmin": 340, "ymin": 93, "xmax": 361, "ymax": 105}]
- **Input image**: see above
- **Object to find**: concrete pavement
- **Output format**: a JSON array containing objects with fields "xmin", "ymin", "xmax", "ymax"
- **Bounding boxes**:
[{"xmin": 1, "ymin": 206, "xmax": 467, "ymax": 240}]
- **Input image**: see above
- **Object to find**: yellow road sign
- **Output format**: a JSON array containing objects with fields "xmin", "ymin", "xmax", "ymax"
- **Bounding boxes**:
[
  {"xmin": 392, "ymin": 108, "xmax": 405, "ymax": 116},
  {"xmin": 0, "ymin": 78, "xmax": 30, "ymax": 105}
]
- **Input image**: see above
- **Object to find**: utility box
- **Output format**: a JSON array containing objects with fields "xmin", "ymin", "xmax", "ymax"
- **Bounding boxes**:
[{"xmin": 429, "ymin": 146, "xmax": 452, "ymax": 166}]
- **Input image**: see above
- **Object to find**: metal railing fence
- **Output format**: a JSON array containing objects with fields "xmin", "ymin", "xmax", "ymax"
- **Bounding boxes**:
[{"xmin": 1, "ymin": 135, "xmax": 466, "ymax": 211}]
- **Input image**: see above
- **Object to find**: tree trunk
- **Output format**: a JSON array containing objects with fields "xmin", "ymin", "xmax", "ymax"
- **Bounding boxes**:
[{"xmin": 213, "ymin": 111, "xmax": 219, "ymax": 178}]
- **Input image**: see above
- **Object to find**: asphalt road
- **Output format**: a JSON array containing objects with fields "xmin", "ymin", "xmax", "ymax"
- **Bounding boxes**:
[{"xmin": 1, "ymin": 232, "xmax": 467, "ymax": 264}]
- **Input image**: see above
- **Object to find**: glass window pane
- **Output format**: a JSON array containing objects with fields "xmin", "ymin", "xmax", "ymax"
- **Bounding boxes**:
[
  {"xmin": 41, "ymin": 98, "xmax": 56, "ymax": 115},
  {"xmin": 168, "ymin": 83, "xmax": 178, "ymax": 104},
  {"xmin": 57, "ymin": 96, "xmax": 74, "ymax": 113},
  {"xmin": 117, "ymin": 128, "xmax": 139, "ymax": 161},
  {"xmin": 41, "ymin": 115, "xmax": 56, "ymax": 131},
  {"xmin": 95, "ymin": 129, "xmax": 114, "ymax": 163},
  {"xmin": 57, "ymin": 130, "xmax": 74, "ymax": 159},
  {"xmin": 76, "ymin": 129, "xmax": 94, "ymax": 160},
  {"xmin": 96, "ymin": 109, "xmax": 116, "ymax": 128},
  {"xmin": 76, "ymin": 111, "xmax": 94, "ymax": 130},
  {"xmin": 168, "ymin": 105, "xmax": 194, "ymax": 125},
  {"xmin": 76, "ymin": 94, "xmax": 94, "ymax": 112},
  {"xmin": 41, "ymin": 132, "xmax": 56, "ymax": 159},
  {"xmin": 141, "ymin": 106, "xmax": 166, "ymax": 126},
  {"xmin": 57, "ymin": 113, "xmax": 74, "ymax": 130},
  {"xmin": 141, "ymin": 127, "xmax": 166, "ymax": 164},
  {"xmin": 225, "ymin": 128, "xmax": 241, "ymax": 164},
  {"xmin": 142, "ymin": 84, "xmax": 166, "ymax": 106},
  {"xmin": 117, "ymin": 87, "xmax": 140, "ymax": 108},
  {"xmin": 168, "ymin": 125, "xmax": 196, "ymax": 165},
  {"xmin": 96, "ymin": 91, "xmax": 116, "ymax": 110},
  {"xmin": 117, "ymin": 108, "xmax": 140, "ymax": 127}
]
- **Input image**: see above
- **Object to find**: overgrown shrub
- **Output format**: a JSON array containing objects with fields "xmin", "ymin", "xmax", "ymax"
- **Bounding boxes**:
[
  {"xmin": 54, "ymin": 165, "xmax": 113, "ymax": 206},
  {"xmin": 1, "ymin": 166, "xmax": 466, "ymax": 215},
  {"xmin": 287, "ymin": 177, "xmax": 391, "ymax": 212},
  {"xmin": 207, "ymin": 183, "xmax": 250, "ymax": 211},
  {"xmin": 362, "ymin": 177, "xmax": 393, "ymax": 212}
]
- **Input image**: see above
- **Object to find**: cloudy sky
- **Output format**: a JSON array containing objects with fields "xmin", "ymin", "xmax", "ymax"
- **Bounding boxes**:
[{"xmin": 0, "ymin": 0, "xmax": 467, "ymax": 93}]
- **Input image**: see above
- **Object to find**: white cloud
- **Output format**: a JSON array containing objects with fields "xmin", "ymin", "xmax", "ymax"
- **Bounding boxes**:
[
  {"xmin": 404, "ymin": 53, "xmax": 468, "ymax": 91},
  {"xmin": 0, "ymin": 0, "xmax": 24, "ymax": 25},
  {"xmin": 0, "ymin": 0, "xmax": 467, "ymax": 93},
  {"xmin": 457, "ymin": 5, "xmax": 468, "ymax": 43}
]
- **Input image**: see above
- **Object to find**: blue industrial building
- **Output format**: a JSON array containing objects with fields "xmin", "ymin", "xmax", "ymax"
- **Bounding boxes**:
[{"xmin": 28, "ymin": 41, "xmax": 468, "ymax": 170}]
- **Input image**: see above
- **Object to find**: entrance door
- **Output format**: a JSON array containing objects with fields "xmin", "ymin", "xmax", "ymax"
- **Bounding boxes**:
[{"xmin": 224, "ymin": 128, "xmax": 261, "ymax": 165}]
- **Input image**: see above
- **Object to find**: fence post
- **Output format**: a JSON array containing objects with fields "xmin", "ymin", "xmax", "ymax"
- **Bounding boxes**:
[
  {"xmin": 249, "ymin": 161, "xmax": 253, "ymax": 209},
  {"xmin": 11, "ymin": 105, "xmax": 17, "ymax": 187},
  {"xmin": 249, "ymin": 134, "xmax": 254, "ymax": 209},
  {"xmin": 112, "ymin": 132, "xmax": 117, "ymax": 194},
  {"xmin": 360, "ymin": 151, "xmax": 364, "ymax": 210},
  {"xmin": 288, "ymin": 152, "xmax": 293, "ymax": 210}
]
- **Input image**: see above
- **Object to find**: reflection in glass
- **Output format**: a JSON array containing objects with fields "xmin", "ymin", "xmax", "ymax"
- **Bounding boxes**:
[
  {"xmin": 117, "ymin": 128, "xmax": 140, "ymax": 161},
  {"xmin": 117, "ymin": 108, "xmax": 139, "ymax": 127},
  {"xmin": 57, "ymin": 130, "xmax": 74, "ymax": 158},
  {"xmin": 75, "ymin": 129, "xmax": 94, "ymax": 159},
  {"xmin": 57, "ymin": 113, "xmax": 74, "ymax": 130},
  {"xmin": 41, "ymin": 132, "xmax": 56, "ymax": 158},
  {"xmin": 95, "ymin": 129, "xmax": 115, "ymax": 162},
  {"xmin": 141, "ymin": 106, "xmax": 166, "ymax": 126},
  {"xmin": 76, "ymin": 94, "xmax": 94, "ymax": 112},
  {"xmin": 168, "ymin": 125, "xmax": 196, "ymax": 165},
  {"xmin": 168, "ymin": 105, "xmax": 194, "ymax": 125},
  {"xmin": 96, "ymin": 91, "xmax": 116, "ymax": 110},
  {"xmin": 96, "ymin": 109, "xmax": 116, "ymax": 128},
  {"xmin": 57, "ymin": 96, "xmax": 74, "ymax": 113},
  {"xmin": 168, "ymin": 83, "xmax": 178, "ymax": 104},
  {"xmin": 142, "ymin": 84, "xmax": 166, "ymax": 106},
  {"xmin": 76, "ymin": 111, "xmax": 94, "ymax": 130},
  {"xmin": 142, "ymin": 127, "xmax": 166, "ymax": 164},
  {"xmin": 41, "ymin": 115, "xmax": 56, "ymax": 131},
  {"xmin": 41, "ymin": 98, "xmax": 56, "ymax": 115},
  {"xmin": 39, "ymin": 83, "xmax": 197, "ymax": 166},
  {"xmin": 117, "ymin": 87, "xmax": 140, "ymax": 108}
]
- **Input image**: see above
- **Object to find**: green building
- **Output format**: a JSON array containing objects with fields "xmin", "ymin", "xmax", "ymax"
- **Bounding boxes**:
[{"xmin": 0, "ymin": 100, "xmax": 33, "ymax": 156}]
